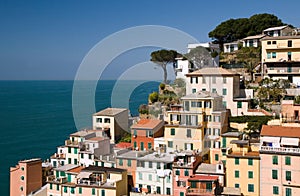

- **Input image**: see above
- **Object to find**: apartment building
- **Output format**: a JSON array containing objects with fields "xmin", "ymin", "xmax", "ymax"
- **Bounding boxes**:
[
  {"xmin": 185, "ymin": 67, "xmax": 250, "ymax": 116},
  {"xmin": 260, "ymin": 125, "xmax": 300, "ymax": 196},
  {"xmin": 10, "ymin": 158, "xmax": 42, "ymax": 196},
  {"xmin": 226, "ymin": 140, "xmax": 260, "ymax": 196},
  {"xmin": 186, "ymin": 175, "xmax": 222, "ymax": 196},
  {"xmin": 93, "ymin": 108, "xmax": 129, "ymax": 144}
]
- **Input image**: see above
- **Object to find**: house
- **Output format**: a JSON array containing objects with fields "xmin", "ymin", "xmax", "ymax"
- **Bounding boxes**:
[
  {"xmin": 223, "ymin": 41, "xmax": 239, "ymax": 53},
  {"xmin": 131, "ymin": 119, "xmax": 164, "ymax": 151},
  {"xmin": 226, "ymin": 140, "xmax": 260, "ymax": 196},
  {"xmin": 135, "ymin": 152, "xmax": 175, "ymax": 195},
  {"xmin": 261, "ymin": 35, "xmax": 300, "ymax": 84},
  {"xmin": 93, "ymin": 108, "xmax": 129, "ymax": 144},
  {"xmin": 10, "ymin": 158, "xmax": 42, "ymax": 196},
  {"xmin": 173, "ymin": 151, "xmax": 202, "ymax": 196},
  {"xmin": 263, "ymin": 25, "xmax": 293, "ymax": 37},
  {"xmin": 186, "ymin": 175, "xmax": 222, "ymax": 195},
  {"xmin": 281, "ymin": 98, "xmax": 300, "ymax": 124},
  {"xmin": 260, "ymin": 125, "xmax": 300, "ymax": 196},
  {"xmin": 186, "ymin": 67, "xmax": 250, "ymax": 116},
  {"xmin": 242, "ymin": 34, "xmax": 265, "ymax": 47},
  {"xmin": 195, "ymin": 163, "xmax": 225, "ymax": 186}
]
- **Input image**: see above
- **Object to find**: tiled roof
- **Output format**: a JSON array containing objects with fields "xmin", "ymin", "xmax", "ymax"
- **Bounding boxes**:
[
  {"xmin": 263, "ymin": 25, "xmax": 288, "ymax": 32},
  {"xmin": 186, "ymin": 67, "xmax": 239, "ymax": 76},
  {"xmin": 115, "ymin": 142, "xmax": 131, "ymax": 149},
  {"xmin": 242, "ymin": 34, "xmax": 265, "ymax": 40},
  {"xmin": 188, "ymin": 175, "xmax": 219, "ymax": 181},
  {"xmin": 131, "ymin": 119, "xmax": 164, "ymax": 129},
  {"xmin": 67, "ymin": 166, "xmax": 84, "ymax": 174},
  {"xmin": 196, "ymin": 163, "xmax": 224, "ymax": 174},
  {"xmin": 94, "ymin": 108, "xmax": 127, "ymax": 116},
  {"xmin": 261, "ymin": 125, "xmax": 300, "ymax": 138}
]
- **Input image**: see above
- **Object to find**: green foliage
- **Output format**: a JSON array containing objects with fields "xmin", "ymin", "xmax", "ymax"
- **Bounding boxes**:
[
  {"xmin": 159, "ymin": 83, "xmax": 165, "ymax": 90},
  {"xmin": 230, "ymin": 116, "xmax": 272, "ymax": 132},
  {"xmin": 172, "ymin": 78, "xmax": 186, "ymax": 88},
  {"xmin": 185, "ymin": 46, "xmax": 212, "ymax": 68},
  {"xmin": 138, "ymin": 104, "xmax": 149, "ymax": 115},
  {"xmin": 150, "ymin": 49, "xmax": 178, "ymax": 83},
  {"xmin": 149, "ymin": 92, "xmax": 159, "ymax": 103},
  {"xmin": 257, "ymin": 78, "xmax": 289, "ymax": 102},
  {"xmin": 295, "ymin": 96, "xmax": 300, "ymax": 104},
  {"xmin": 119, "ymin": 133, "xmax": 131, "ymax": 143},
  {"xmin": 209, "ymin": 13, "xmax": 287, "ymax": 44}
]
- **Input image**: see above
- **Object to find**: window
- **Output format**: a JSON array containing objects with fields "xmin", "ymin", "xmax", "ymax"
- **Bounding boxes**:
[
  {"xmin": 288, "ymin": 40, "xmax": 292, "ymax": 47},
  {"xmin": 133, "ymin": 129, "xmax": 137, "ymax": 136},
  {"xmin": 166, "ymin": 176, "xmax": 171, "ymax": 183},
  {"xmin": 176, "ymin": 170, "xmax": 180, "ymax": 175},
  {"xmin": 285, "ymin": 156, "xmax": 291, "ymax": 165},
  {"xmin": 237, "ymin": 101, "xmax": 242, "ymax": 108},
  {"xmin": 139, "ymin": 172, "xmax": 142, "ymax": 180},
  {"xmin": 171, "ymin": 128, "xmax": 175, "ymax": 135},
  {"xmin": 272, "ymin": 52, "xmax": 276, "ymax": 58},
  {"xmin": 212, "ymin": 88, "xmax": 217, "ymax": 93},
  {"xmin": 286, "ymin": 188, "xmax": 292, "ymax": 196},
  {"xmin": 267, "ymin": 52, "xmax": 271, "ymax": 59},
  {"xmin": 96, "ymin": 118, "xmax": 102, "ymax": 123},
  {"xmin": 235, "ymin": 184, "xmax": 239, "ymax": 188},
  {"xmin": 74, "ymin": 159, "xmax": 78, "ymax": 165},
  {"xmin": 20, "ymin": 186, "xmax": 23, "ymax": 191},
  {"xmin": 187, "ymin": 129, "xmax": 191, "ymax": 138},
  {"xmin": 235, "ymin": 158, "xmax": 239, "ymax": 165},
  {"xmin": 81, "ymin": 154, "xmax": 84, "ymax": 159},
  {"xmin": 235, "ymin": 170, "xmax": 239, "ymax": 178},
  {"xmin": 74, "ymin": 148, "xmax": 78, "ymax": 154},
  {"xmin": 222, "ymin": 137, "xmax": 226, "ymax": 148},
  {"xmin": 212, "ymin": 76, "xmax": 216, "ymax": 84},
  {"xmin": 157, "ymin": 163, "xmax": 161, "ymax": 169},
  {"xmin": 267, "ymin": 41, "xmax": 271, "ymax": 45},
  {"xmin": 197, "ymin": 102, "xmax": 202, "ymax": 107},
  {"xmin": 157, "ymin": 187, "xmax": 161, "ymax": 194},
  {"xmin": 215, "ymin": 154, "xmax": 219, "ymax": 161},
  {"xmin": 202, "ymin": 77, "xmax": 206, "ymax": 84},
  {"xmin": 134, "ymin": 141, "xmax": 137, "ymax": 149},
  {"xmin": 104, "ymin": 118, "xmax": 110, "ymax": 123},
  {"xmin": 192, "ymin": 88, "xmax": 196, "ymax": 93},
  {"xmin": 140, "ymin": 142, "xmax": 144, "ymax": 150},
  {"xmin": 272, "ymin": 41, "xmax": 277, "ymax": 44},
  {"xmin": 248, "ymin": 158, "xmax": 253, "ymax": 166},
  {"xmin": 127, "ymin": 160, "xmax": 131, "ymax": 167},
  {"xmin": 89, "ymin": 154, "xmax": 92, "ymax": 159},
  {"xmin": 184, "ymin": 169, "xmax": 189, "ymax": 176},
  {"xmin": 286, "ymin": 171, "xmax": 291, "ymax": 181},
  {"xmin": 166, "ymin": 188, "xmax": 171, "ymax": 195},
  {"xmin": 222, "ymin": 88, "xmax": 227, "ymax": 96},
  {"xmin": 149, "ymin": 161, "xmax": 152, "ymax": 168},
  {"xmin": 68, "ymin": 147, "xmax": 71, "ymax": 153},
  {"xmin": 64, "ymin": 187, "xmax": 68, "ymax": 193},
  {"xmin": 288, "ymin": 52, "xmax": 292, "ymax": 61},
  {"xmin": 56, "ymin": 184, "xmax": 60, "ymax": 191},
  {"xmin": 119, "ymin": 159, "xmax": 123, "ymax": 166},
  {"xmin": 79, "ymin": 187, "xmax": 82, "ymax": 194},
  {"xmin": 21, "ymin": 176, "xmax": 24, "ymax": 181},
  {"xmin": 168, "ymin": 141, "xmax": 173, "ymax": 148},
  {"xmin": 191, "ymin": 181, "xmax": 197, "ymax": 188},
  {"xmin": 223, "ymin": 77, "xmax": 227, "ymax": 83},
  {"xmin": 273, "ymin": 156, "xmax": 278, "ymax": 165},
  {"xmin": 223, "ymin": 101, "xmax": 227, "ymax": 108},
  {"xmin": 248, "ymin": 171, "xmax": 253, "ymax": 179},
  {"xmin": 21, "ymin": 167, "xmax": 24, "ymax": 171},
  {"xmin": 101, "ymin": 190, "xmax": 105, "ymax": 196},
  {"xmin": 60, "ymin": 171, "xmax": 66, "ymax": 176},
  {"xmin": 272, "ymin": 169, "xmax": 278, "ymax": 179},
  {"xmin": 148, "ymin": 174, "xmax": 152, "ymax": 181},
  {"xmin": 180, "ymin": 192, "xmax": 184, "ymax": 196},
  {"xmin": 92, "ymin": 188, "xmax": 96, "ymax": 195},
  {"xmin": 148, "ymin": 143, "xmax": 152, "ymax": 150},
  {"xmin": 202, "ymin": 88, "xmax": 206, "ymax": 91},
  {"xmin": 248, "ymin": 184, "xmax": 254, "ymax": 192},
  {"xmin": 273, "ymin": 186, "xmax": 279, "ymax": 195},
  {"xmin": 50, "ymin": 183, "xmax": 53, "ymax": 190}
]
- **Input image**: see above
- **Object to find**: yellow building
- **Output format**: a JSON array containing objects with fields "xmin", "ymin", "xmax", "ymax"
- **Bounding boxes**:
[
  {"xmin": 226, "ymin": 140, "xmax": 260, "ymax": 196},
  {"xmin": 261, "ymin": 35, "xmax": 300, "ymax": 83}
]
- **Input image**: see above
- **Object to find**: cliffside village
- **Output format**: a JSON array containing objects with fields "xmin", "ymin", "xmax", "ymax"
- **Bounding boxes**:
[{"xmin": 10, "ymin": 25, "xmax": 300, "ymax": 196}]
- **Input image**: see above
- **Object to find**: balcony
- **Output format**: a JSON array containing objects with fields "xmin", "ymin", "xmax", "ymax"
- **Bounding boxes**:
[
  {"xmin": 173, "ymin": 161, "xmax": 194, "ymax": 168},
  {"xmin": 260, "ymin": 146, "xmax": 300, "ymax": 154},
  {"xmin": 65, "ymin": 140, "xmax": 80, "ymax": 146},
  {"xmin": 47, "ymin": 175, "xmax": 67, "ymax": 184},
  {"xmin": 187, "ymin": 188, "xmax": 214, "ymax": 195}
]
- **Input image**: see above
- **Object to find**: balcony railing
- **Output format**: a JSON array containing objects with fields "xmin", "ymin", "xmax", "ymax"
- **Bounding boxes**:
[
  {"xmin": 187, "ymin": 188, "xmax": 213, "ymax": 195},
  {"xmin": 173, "ymin": 161, "xmax": 194, "ymax": 168},
  {"xmin": 260, "ymin": 146, "xmax": 300, "ymax": 154},
  {"xmin": 47, "ymin": 175, "xmax": 67, "ymax": 184},
  {"xmin": 65, "ymin": 140, "xmax": 79, "ymax": 146}
]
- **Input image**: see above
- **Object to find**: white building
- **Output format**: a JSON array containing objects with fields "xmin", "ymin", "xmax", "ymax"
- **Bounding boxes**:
[
  {"xmin": 93, "ymin": 108, "xmax": 129, "ymax": 144},
  {"xmin": 185, "ymin": 67, "xmax": 250, "ymax": 116},
  {"xmin": 223, "ymin": 41, "xmax": 239, "ymax": 53},
  {"xmin": 135, "ymin": 152, "xmax": 175, "ymax": 195},
  {"xmin": 263, "ymin": 25, "xmax": 293, "ymax": 37},
  {"xmin": 242, "ymin": 34, "xmax": 265, "ymax": 47}
]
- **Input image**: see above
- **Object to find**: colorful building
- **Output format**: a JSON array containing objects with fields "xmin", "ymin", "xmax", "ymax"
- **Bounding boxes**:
[
  {"xmin": 260, "ymin": 125, "xmax": 300, "ymax": 196},
  {"xmin": 10, "ymin": 158, "xmax": 42, "ymax": 196},
  {"xmin": 186, "ymin": 175, "xmax": 222, "ymax": 195}
]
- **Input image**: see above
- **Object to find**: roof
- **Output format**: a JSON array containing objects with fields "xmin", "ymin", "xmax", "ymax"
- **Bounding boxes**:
[
  {"xmin": 186, "ymin": 67, "xmax": 239, "ymax": 77},
  {"xmin": 221, "ymin": 132, "xmax": 241, "ymax": 137},
  {"xmin": 70, "ymin": 130, "xmax": 98, "ymax": 137},
  {"xmin": 188, "ymin": 175, "xmax": 219, "ymax": 181},
  {"xmin": 138, "ymin": 152, "xmax": 176, "ymax": 163},
  {"xmin": 227, "ymin": 151, "xmax": 260, "ymax": 158},
  {"xmin": 262, "ymin": 35, "xmax": 300, "ymax": 40},
  {"xmin": 82, "ymin": 165, "xmax": 126, "ymax": 173},
  {"xmin": 93, "ymin": 108, "xmax": 127, "ymax": 116},
  {"xmin": 116, "ymin": 150, "xmax": 148, "ymax": 159},
  {"xmin": 242, "ymin": 34, "xmax": 265, "ymax": 40},
  {"xmin": 230, "ymin": 140, "xmax": 249, "ymax": 145},
  {"xmin": 86, "ymin": 137, "xmax": 107, "ymax": 141},
  {"xmin": 196, "ymin": 163, "xmax": 224, "ymax": 174},
  {"xmin": 67, "ymin": 166, "xmax": 84, "ymax": 174},
  {"xmin": 131, "ymin": 119, "xmax": 164, "ymax": 129},
  {"xmin": 115, "ymin": 142, "xmax": 132, "ymax": 149},
  {"xmin": 223, "ymin": 41, "xmax": 239, "ymax": 45},
  {"xmin": 55, "ymin": 164, "xmax": 78, "ymax": 171},
  {"xmin": 181, "ymin": 91, "xmax": 221, "ymax": 100},
  {"xmin": 263, "ymin": 25, "xmax": 288, "ymax": 32},
  {"xmin": 261, "ymin": 125, "xmax": 300, "ymax": 138}
]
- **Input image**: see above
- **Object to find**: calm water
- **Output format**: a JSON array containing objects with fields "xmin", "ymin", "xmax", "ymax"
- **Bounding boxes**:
[{"xmin": 0, "ymin": 80, "xmax": 158, "ymax": 195}]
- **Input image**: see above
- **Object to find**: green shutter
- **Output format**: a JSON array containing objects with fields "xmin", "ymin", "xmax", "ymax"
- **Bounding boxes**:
[
  {"xmin": 273, "ymin": 156, "xmax": 278, "ymax": 165},
  {"xmin": 248, "ymin": 158, "xmax": 253, "ymax": 166},
  {"xmin": 235, "ymin": 158, "xmax": 239, "ymax": 165},
  {"xmin": 273, "ymin": 186, "xmax": 279, "ymax": 195},
  {"xmin": 171, "ymin": 128, "xmax": 175, "ymax": 135},
  {"xmin": 215, "ymin": 154, "xmax": 219, "ymax": 161},
  {"xmin": 248, "ymin": 184, "xmax": 254, "ymax": 192},
  {"xmin": 141, "ymin": 142, "xmax": 144, "ymax": 150},
  {"xmin": 285, "ymin": 156, "xmax": 291, "ymax": 165},
  {"xmin": 92, "ymin": 188, "xmax": 95, "ymax": 195},
  {"xmin": 248, "ymin": 171, "xmax": 253, "ymax": 179},
  {"xmin": 101, "ymin": 190, "xmax": 105, "ymax": 196},
  {"xmin": 286, "ymin": 171, "xmax": 291, "ymax": 181},
  {"xmin": 235, "ymin": 170, "xmax": 239, "ymax": 178},
  {"xmin": 148, "ymin": 143, "xmax": 152, "ymax": 150},
  {"xmin": 79, "ymin": 187, "xmax": 82, "ymax": 194},
  {"xmin": 272, "ymin": 170, "xmax": 278, "ymax": 179},
  {"xmin": 127, "ymin": 160, "xmax": 131, "ymax": 167}
]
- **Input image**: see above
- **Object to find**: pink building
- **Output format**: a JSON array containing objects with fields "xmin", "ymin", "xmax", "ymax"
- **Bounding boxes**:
[
  {"xmin": 260, "ymin": 125, "xmax": 300, "ymax": 196},
  {"xmin": 10, "ymin": 158, "xmax": 42, "ymax": 196}
]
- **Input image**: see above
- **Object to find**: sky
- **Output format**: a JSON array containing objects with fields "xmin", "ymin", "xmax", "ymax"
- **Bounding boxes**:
[{"xmin": 0, "ymin": 0, "xmax": 300, "ymax": 80}]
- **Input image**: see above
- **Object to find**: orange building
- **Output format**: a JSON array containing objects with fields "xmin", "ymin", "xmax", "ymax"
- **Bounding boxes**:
[
  {"xmin": 131, "ymin": 119, "xmax": 164, "ymax": 151},
  {"xmin": 10, "ymin": 158, "xmax": 42, "ymax": 196}
]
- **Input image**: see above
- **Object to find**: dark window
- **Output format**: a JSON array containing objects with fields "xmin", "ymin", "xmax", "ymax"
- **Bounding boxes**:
[{"xmin": 288, "ymin": 40, "xmax": 292, "ymax": 47}]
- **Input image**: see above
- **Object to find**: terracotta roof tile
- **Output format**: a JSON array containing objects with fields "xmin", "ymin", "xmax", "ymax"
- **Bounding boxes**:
[
  {"xmin": 131, "ymin": 119, "xmax": 164, "ymax": 129},
  {"xmin": 261, "ymin": 125, "xmax": 300, "ymax": 138}
]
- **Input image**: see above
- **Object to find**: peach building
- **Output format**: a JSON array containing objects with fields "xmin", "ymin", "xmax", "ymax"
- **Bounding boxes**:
[
  {"xmin": 10, "ymin": 158, "xmax": 42, "ymax": 196},
  {"xmin": 131, "ymin": 119, "xmax": 164, "ymax": 151},
  {"xmin": 260, "ymin": 125, "xmax": 300, "ymax": 196}
]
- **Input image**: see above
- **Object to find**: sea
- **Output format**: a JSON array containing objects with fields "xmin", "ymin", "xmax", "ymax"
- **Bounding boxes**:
[{"xmin": 0, "ymin": 80, "xmax": 159, "ymax": 195}]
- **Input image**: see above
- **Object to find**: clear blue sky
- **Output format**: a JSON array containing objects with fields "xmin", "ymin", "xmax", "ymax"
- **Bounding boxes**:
[{"xmin": 0, "ymin": 0, "xmax": 299, "ymax": 80}]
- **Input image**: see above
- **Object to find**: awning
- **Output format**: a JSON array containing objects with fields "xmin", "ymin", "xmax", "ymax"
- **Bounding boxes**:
[
  {"xmin": 261, "ymin": 136, "xmax": 280, "ymax": 143},
  {"xmin": 77, "ymin": 171, "xmax": 92, "ymax": 179},
  {"xmin": 281, "ymin": 137, "xmax": 299, "ymax": 146}
]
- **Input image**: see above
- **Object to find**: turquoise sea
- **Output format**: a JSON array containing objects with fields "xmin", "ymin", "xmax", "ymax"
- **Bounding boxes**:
[{"xmin": 0, "ymin": 80, "xmax": 159, "ymax": 195}]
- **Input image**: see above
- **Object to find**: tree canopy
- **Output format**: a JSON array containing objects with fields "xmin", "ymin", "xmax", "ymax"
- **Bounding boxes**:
[
  {"xmin": 185, "ymin": 46, "xmax": 213, "ymax": 68},
  {"xmin": 208, "ymin": 13, "xmax": 288, "ymax": 44},
  {"xmin": 150, "ymin": 49, "xmax": 178, "ymax": 84}
]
